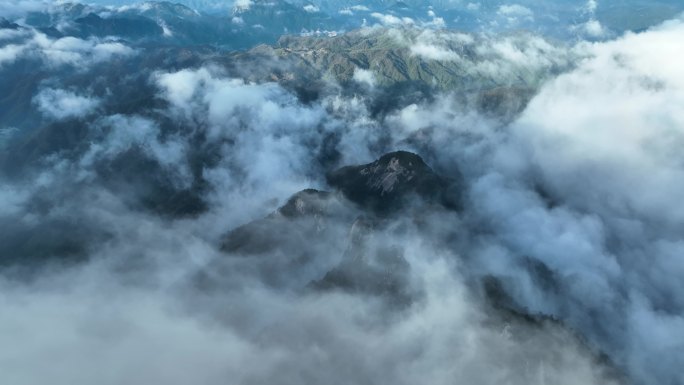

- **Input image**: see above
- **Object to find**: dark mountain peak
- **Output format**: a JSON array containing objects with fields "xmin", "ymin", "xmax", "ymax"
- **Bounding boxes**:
[
  {"xmin": 376, "ymin": 150, "xmax": 428, "ymax": 166},
  {"xmin": 217, "ymin": 150, "xmax": 459, "ymax": 292},
  {"xmin": 327, "ymin": 150, "xmax": 459, "ymax": 214},
  {"xmin": 356, "ymin": 151, "xmax": 431, "ymax": 195},
  {"xmin": 220, "ymin": 187, "xmax": 355, "ymax": 256}
]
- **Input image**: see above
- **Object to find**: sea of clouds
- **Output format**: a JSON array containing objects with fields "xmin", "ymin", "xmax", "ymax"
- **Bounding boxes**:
[{"xmin": 0, "ymin": 3, "xmax": 683, "ymax": 384}]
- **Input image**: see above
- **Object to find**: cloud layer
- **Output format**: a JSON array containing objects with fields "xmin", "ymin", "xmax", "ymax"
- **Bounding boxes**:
[{"xmin": 1, "ymin": 5, "xmax": 684, "ymax": 385}]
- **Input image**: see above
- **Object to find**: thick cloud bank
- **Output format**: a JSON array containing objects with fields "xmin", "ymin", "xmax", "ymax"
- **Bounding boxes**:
[
  {"xmin": 1, "ymin": 7, "xmax": 683, "ymax": 385},
  {"xmin": 500, "ymin": 19, "xmax": 684, "ymax": 384}
]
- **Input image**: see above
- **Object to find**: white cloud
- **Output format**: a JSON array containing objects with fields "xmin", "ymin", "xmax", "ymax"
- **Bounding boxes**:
[
  {"xmin": 90, "ymin": 41, "xmax": 135, "ymax": 62},
  {"xmin": 3, "ymin": 7, "xmax": 684, "ymax": 385},
  {"xmin": 407, "ymin": 30, "xmax": 468, "ymax": 61},
  {"xmin": 338, "ymin": 5, "xmax": 370, "ymax": 16},
  {"xmin": 410, "ymin": 42, "xmax": 459, "ymax": 61},
  {"xmin": 33, "ymin": 88, "xmax": 101, "ymax": 120},
  {"xmin": 580, "ymin": 1, "xmax": 604, "ymax": 37},
  {"xmin": 158, "ymin": 20, "xmax": 173, "ymax": 37},
  {"xmin": 494, "ymin": 22, "xmax": 684, "ymax": 383},
  {"xmin": 586, "ymin": 0, "xmax": 598, "ymax": 14},
  {"xmin": 370, "ymin": 12, "xmax": 414, "ymax": 27},
  {"xmin": 466, "ymin": 2, "xmax": 480, "ymax": 11},
  {"xmin": 155, "ymin": 67, "xmax": 209, "ymax": 113},
  {"xmin": 471, "ymin": 34, "xmax": 577, "ymax": 83},
  {"xmin": 0, "ymin": 43, "xmax": 26, "ymax": 66},
  {"xmin": 498, "ymin": 4, "xmax": 534, "ymax": 18},
  {"xmin": 0, "ymin": 27, "xmax": 30, "ymax": 41},
  {"xmin": 497, "ymin": 4, "xmax": 534, "ymax": 23},
  {"xmin": 396, "ymin": 28, "xmax": 573, "ymax": 82},
  {"xmin": 349, "ymin": 5, "xmax": 369, "ymax": 11},
  {"xmin": 0, "ymin": 253, "xmax": 617, "ymax": 385},
  {"xmin": 233, "ymin": 0, "xmax": 252, "ymax": 10},
  {"xmin": 352, "ymin": 67, "xmax": 376, "ymax": 87},
  {"xmin": 155, "ymin": 67, "xmax": 318, "ymax": 140},
  {"xmin": 0, "ymin": 30, "xmax": 135, "ymax": 68},
  {"xmin": 514, "ymin": 19, "xmax": 684, "ymax": 220},
  {"xmin": 428, "ymin": 15, "xmax": 446, "ymax": 29},
  {"xmin": 154, "ymin": 67, "xmax": 325, "ymax": 200},
  {"xmin": 584, "ymin": 19, "xmax": 605, "ymax": 37},
  {"xmin": 77, "ymin": 114, "xmax": 192, "ymax": 187},
  {"xmin": 303, "ymin": 4, "xmax": 319, "ymax": 13}
]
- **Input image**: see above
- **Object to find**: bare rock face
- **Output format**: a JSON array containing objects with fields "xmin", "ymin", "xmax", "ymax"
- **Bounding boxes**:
[
  {"xmin": 215, "ymin": 151, "xmax": 459, "ymax": 297},
  {"xmin": 220, "ymin": 151, "xmax": 460, "ymax": 257},
  {"xmin": 326, "ymin": 151, "xmax": 460, "ymax": 215},
  {"xmin": 220, "ymin": 189, "xmax": 354, "ymax": 256}
]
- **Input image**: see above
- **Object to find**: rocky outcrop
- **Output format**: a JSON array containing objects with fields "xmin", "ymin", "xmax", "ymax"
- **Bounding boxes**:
[
  {"xmin": 327, "ymin": 150, "xmax": 460, "ymax": 215},
  {"xmin": 217, "ymin": 150, "xmax": 457, "ymax": 299}
]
